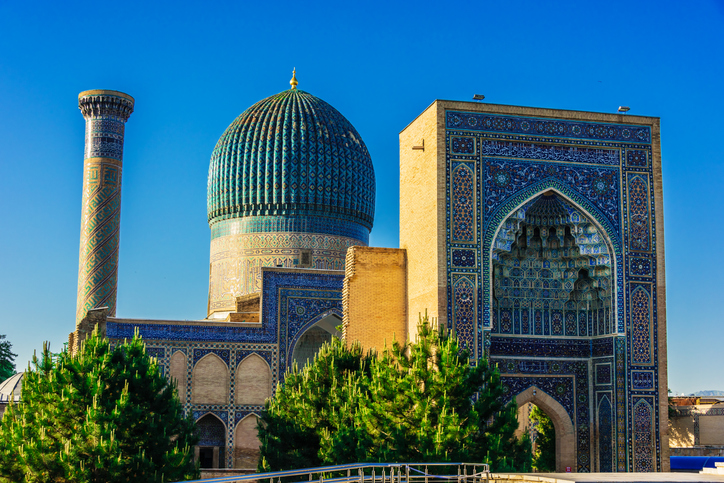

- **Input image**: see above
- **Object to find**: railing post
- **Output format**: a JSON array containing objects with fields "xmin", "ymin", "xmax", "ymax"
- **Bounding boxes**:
[{"xmin": 425, "ymin": 465, "xmax": 428, "ymax": 483}]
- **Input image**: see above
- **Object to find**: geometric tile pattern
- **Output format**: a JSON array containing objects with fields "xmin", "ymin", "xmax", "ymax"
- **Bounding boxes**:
[
  {"xmin": 207, "ymin": 89, "xmax": 375, "ymax": 230},
  {"xmin": 107, "ymin": 268, "xmax": 345, "ymax": 469},
  {"xmin": 75, "ymin": 91, "xmax": 134, "ymax": 325},
  {"xmin": 208, "ymin": 230, "xmax": 361, "ymax": 312},
  {"xmin": 599, "ymin": 395, "xmax": 614, "ymax": 472},
  {"xmin": 444, "ymin": 108, "xmax": 662, "ymax": 472},
  {"xmin": 633, "ymin": 399, "xmax": 654, "ymax": 472}
]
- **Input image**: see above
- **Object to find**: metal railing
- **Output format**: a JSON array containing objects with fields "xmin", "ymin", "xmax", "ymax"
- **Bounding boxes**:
[{"xmin": 179, "ymin": 462, "xmax": 490, "ymax": 483}]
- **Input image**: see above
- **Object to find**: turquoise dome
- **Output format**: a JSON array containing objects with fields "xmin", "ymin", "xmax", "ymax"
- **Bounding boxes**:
[{"xmin": 207, "ymin": 89, "xmax": 376, "ymax": 230}]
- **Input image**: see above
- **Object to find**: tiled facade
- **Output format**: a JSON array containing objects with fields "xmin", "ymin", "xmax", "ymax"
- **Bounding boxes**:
[
  {"xmin": 75, "ymin": 90, "xmax": 134, "ymax": 324},
  {"xmin": 104, "ymin": 268, "xmax": 345, "ymax": 469},
  {"xmin": 400, "ymin": 101, "xmax": 667, "ymax": 472}
]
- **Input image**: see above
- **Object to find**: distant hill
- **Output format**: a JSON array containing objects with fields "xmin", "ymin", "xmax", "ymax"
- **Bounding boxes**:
[{"xmin": 692, "ymin": 390, "xmax": 724, "ymax": 397}]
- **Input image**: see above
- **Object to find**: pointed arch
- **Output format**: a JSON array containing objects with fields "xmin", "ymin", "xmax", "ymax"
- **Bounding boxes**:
[
  {"xmin": 286, "ymin": 308, "xmax": 343, "ymax": 370},
  {"xmin": 598, "ymin": 395, "xmax": 614, "ymax": 472},
  {"xmin": 516, "ymin": 386, "xmax": 576, "ymax": 473},
  {"xmin": 233, "ymin": 414, "xmax": 261, "ymax": 469},
  {"xmin": 169, "ymin": 350, "xmax": 187, "ymax": 405},
  {"xmin": 485, "ymin": 185, "xmax": 622, "ymax": 334},
  {"xmin": 235, "ymin": 354, "xmax": 272, "ymax": 405},
  {"xmin": 192, "ymin": 353, "xmax": 229, "ymax": 405}
]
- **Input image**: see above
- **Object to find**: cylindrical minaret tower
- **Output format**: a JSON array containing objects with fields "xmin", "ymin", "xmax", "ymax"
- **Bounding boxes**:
[{"xmin": 75, "ymin": 90, "xmax": 134, "ymax": 325}]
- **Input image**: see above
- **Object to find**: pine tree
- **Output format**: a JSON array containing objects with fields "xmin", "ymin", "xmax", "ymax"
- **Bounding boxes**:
[
  {"xmin": 361, "ymin": 315, "xmax": 531, "ymax": 469},
  {"xmin": 0, "ymin": 335, "xmax": 16, "ymax": 383},
  {"xmin": 259, "ymin": 314, "xmax": 532, "ymax": 472},
  {"xmin": 530, "ymin": 405, "xmax": 556, "ymax": 472},
  {"xmin": 258, "ymin": 338, "xmax": 373, "ymax": 471},
  {"xmin": 0, "ymin": 329, "xmax": 199, "ymax": 483}
]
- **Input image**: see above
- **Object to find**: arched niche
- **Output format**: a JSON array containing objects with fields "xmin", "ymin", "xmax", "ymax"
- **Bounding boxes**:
[
  {"xmin": 234, "ymin": 414, "xmax": 261, "ymax": 469},
  {"xmin": 169, "ymin": 351, "xmax": 187, "ymax": 405},
  {"xmin": 235, "ymin": 354, "xmax": 271, "ymax": 406},
  {"xmin": 195, "ymin": 413, "xmax": 226, "ymax": 469},
  {"xmin": 491, "ymin": 191, "xmax": 616, "ymax": 337},
  {"xmin": 290, "ymin": 313, "xmax": 342, "ymax": 369},
  {"xmin": 516, "ymin": 386, "xmax": 576, "ymax": 473},
  {"xmin": 191, "ymin": 353, "xmax": 229, "ymax": 405}
]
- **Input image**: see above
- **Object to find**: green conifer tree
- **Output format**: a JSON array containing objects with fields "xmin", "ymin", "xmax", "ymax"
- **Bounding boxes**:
[
  {"xmin": 258, "ymin": 338, "xmax": 373, "ymax": 471},
  {"xmin": 530, "ymin": 405, "xmax": 556, "ymax": 472},
  {"xmin": 259, "ymin": 314, "xmax": 531, "ymax": 472},
  {"xmin": 0, "ymin": 335, "xmax": 16, "ymax": 383},
  {"xmin": 361, "ymin": 315, "xmax": 531, "ymax": 470},
  {"xmin": 0, "ymin": 329, "xmax": 199, "ymax": 483}
]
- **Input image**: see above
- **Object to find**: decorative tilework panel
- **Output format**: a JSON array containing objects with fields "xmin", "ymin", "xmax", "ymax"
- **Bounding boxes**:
[
  {"xmin": 451, "ymin": 136, "xmax": 475, "ymax": 154},
  {"xmin": 452, "ymin": 163, "xmax": 475, "ymax": 242},
  {"xmin": 599, "ymin": 395, "xmax": 614, "ymax": 472},
  {"xmin": 452, "ymin": 275, "xmax": 475, "ymax": 350},
  {"xmin": 626, "ymin": 150, "xmax": 648, "ymax": 167},
  {"xmin": 209, "ymin": 232, "xmax": 355, "ymax": 310},
  {"xmin": 480, "ymin": 139, "xmax": 620, "ymax": 166},
  {"xmin": 146, "ymin": 347, "xmax": 165, "ymax": 360},
  {"xmin": 592, "ymin": 337, "xmax": 615, "ymax": 357},
  {"xmin": 195, "ymin": 413, "xmax": 227, "ymax": 446},
  {"xmin": 236, "ymin": 350, "xmax": 273, "ymax": 369},
  {"xmin": 630, "ymin": 285, "xmax": 652, "ymax": 365},
  {"xmin": 596, "ymin": 364, "xmax": 612, "ymax": 385},
  {"xmin": 627, "ymin": 174, "xmax": 651, "ymax": 252},
  {"xmin": 451, "ymin": 249, "xmax": 476, "ymax": 268},
  {"xmin": 632, "ymin": 370, "xmax": 655, "ymax": 390},
  {"xmin": 483, "ymin": 159, "xmax": 621, "ymax": 229},
  {"xmin": 194, "ymin": 348, "xmax": 230, "ymax": 366},
  {"xmin": 85, "ymin": 118, "xmax": 126, "ymax": 161},
  {"xmin": 210, "ymin": 216, "xmax": 370, "ymax": 242},
  {"xmin": 446, "ymin": 111, "xmax": 651, "ymax": 143},
  {"xmin": 490, "ymin": 336, "xmax": 591, "ymax": 358},
  {"xmin": 629, "ymin": 256, "xmax": 652, "ymax": 277},
  {"xmin": 633, "ymin": 399, "xmax": 654, "ymax": 472},
  {"xmin": 107, "ymin": 322, "xmax": 275, "ymax": 344}
]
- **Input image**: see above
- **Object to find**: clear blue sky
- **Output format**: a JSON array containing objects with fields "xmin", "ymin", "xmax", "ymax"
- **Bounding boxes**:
[{"xmin": 0, "ymin": 0, "xmax": 721, "ymax": 395}]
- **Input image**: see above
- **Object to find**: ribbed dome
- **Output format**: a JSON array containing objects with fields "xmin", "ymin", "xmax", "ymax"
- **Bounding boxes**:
[{"xmin": 207, "ymin": 89, "xmax": 375, "ymax": 229}]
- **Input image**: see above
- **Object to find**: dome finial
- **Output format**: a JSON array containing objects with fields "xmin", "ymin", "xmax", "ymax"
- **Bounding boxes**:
[{"xmin": 290, "ymin": 68, "xmax": 298, "ymax": 90}]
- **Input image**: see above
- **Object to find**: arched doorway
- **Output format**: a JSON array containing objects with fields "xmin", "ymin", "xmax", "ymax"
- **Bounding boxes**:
[
  {"xmin": 516, "ymin": 386, "xmax": 576, "ymax": 473},
  {"xmin": 291, "ymin": 313, "xmax": 342, "ymax": 368},
  {"xmin": 195, "ymin": 413, "xmax": 226, "ymax": 469}
]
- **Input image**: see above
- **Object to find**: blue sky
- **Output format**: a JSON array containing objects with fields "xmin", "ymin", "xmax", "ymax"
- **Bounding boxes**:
[{"xmin": 0, "ymin": 0, "xmax": 722, "ymax": 394}]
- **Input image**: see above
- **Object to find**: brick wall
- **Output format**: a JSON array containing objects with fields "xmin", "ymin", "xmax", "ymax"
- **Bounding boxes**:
[
  {"xmin": 399, "ymin": 102, "xmax": 447, "ymax": 340},
  {"xmin": 343, "ymin": 247, "xmax": 407, "ymax": 353}
]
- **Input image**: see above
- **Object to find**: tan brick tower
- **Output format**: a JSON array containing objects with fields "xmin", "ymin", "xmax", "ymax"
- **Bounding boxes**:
[{"xmin": 75, "ymin": 90, "xmax": 134, "ymax": 325}]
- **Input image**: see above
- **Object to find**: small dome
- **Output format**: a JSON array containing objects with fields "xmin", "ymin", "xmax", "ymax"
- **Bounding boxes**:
[
  {"xmin": 0, "ymin": 372, "xmax": 23, "ymax": 403},
  {"xmin": 207, "ymin": 88, "xmax": 376, "ymax": 229}
]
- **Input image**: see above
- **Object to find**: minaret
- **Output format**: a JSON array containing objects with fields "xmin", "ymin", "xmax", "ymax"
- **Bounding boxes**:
[{"xmin": 75, "ymin": 90, "xmax": 134, "ymax": 325}]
